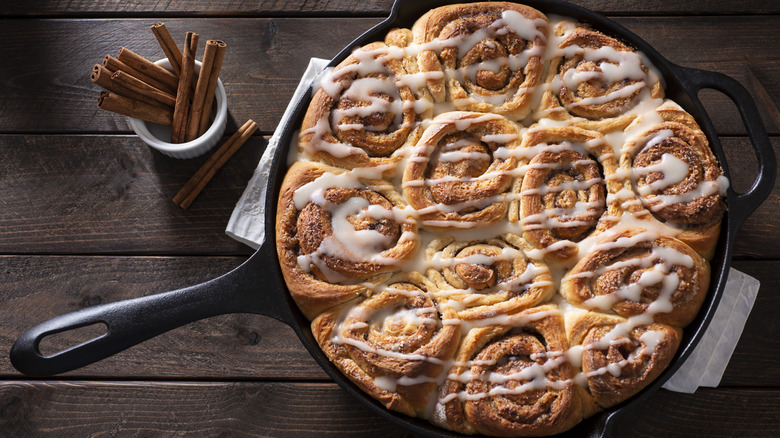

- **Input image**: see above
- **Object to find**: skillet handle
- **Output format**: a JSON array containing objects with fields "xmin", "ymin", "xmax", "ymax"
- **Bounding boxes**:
[
  {"xmin": 671, "ymin": 65, "xmax": 776, "ymax": 229},
  {"xmin": 10, "ymin": 241, "xmax": 292, "ymax": 377}
]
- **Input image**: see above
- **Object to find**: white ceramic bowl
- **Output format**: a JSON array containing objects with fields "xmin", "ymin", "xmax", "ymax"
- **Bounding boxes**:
[{"xmin": 128, "ymin": 59, "xmax": 227, "ymax": 159}]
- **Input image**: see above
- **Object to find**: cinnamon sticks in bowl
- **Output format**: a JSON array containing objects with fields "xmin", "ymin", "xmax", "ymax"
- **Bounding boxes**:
[{"xmin": 92, "ymin": 23, "xmax": 228, "ymax": 157}]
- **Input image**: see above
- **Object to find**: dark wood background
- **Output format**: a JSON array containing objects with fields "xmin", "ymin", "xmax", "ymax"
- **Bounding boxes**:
[{"xmin": 1, "ymin": 1, "xmax": 779, "ymax": 436}]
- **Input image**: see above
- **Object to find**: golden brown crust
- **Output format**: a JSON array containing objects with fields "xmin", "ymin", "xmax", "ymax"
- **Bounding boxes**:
[
  {"xmin": 620, "ymin": 100, "xmax": 726, "ymax": 258},
  {"xmin": 276, "ymin": 161, "xmax": 418, "ymax": 319},
  {"xmin": 403, "ymin": 111, "xmax": 522, "ymax": 230},
  {"xmin": 277, "ymin": 3, "xmax": 728, "ymax": 437},
  {"xmin": 298, "ymin": 41, "xmax": 430, "ymax": 172},
  {"xmin": 511, "ymin": 126, "xmax": 622, "ymax": 262},
  {"xmin": 566, "ymin": 311, "xmax": 682, "ymax": 412},
  {"xmin": 412, "ymin": 2, "xmax": 549, "ymax": 120},
  {"xmin": 425, "ymin": 233, "xmax": 554, "ymax": 320},
  {"xmin": 433, "ymin": 305, "xmax": 582, "ymax": 436},
  {"xmin": 534, "ymin": 22, "xmax": 664, "ymax": 133},
  {"xmin": 311, "ymin": 272, "xmax": 460, "ymax": 417},
  {"xmin": 561, "ymin": 227, "xmax": 711, "ymax": 327}
]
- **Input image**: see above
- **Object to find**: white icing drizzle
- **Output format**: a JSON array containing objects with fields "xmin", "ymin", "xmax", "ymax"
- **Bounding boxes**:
[{"xmin": 284, "ymin": 10, "xmax": 731, "ymax": 420}]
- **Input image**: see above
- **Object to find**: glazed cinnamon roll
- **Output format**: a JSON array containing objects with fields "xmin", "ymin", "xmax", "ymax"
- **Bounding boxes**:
[
  {"xmin": 411, "ymin": 1, "xmax": 549, "ymax": 120},
  {"xmin": 561, "ymin": 227, "xmax": 710, "ymax": 327},
  {"xmin": 298, "ymin": 39, "xmax": 430, "ymax": 172},
  {"xmin": 566, "ymin": 311, "xmax": 682, "ymax": 414},
  {"xmin": 425, "ymin": 233, "xmax": 553, "ymax": 320},
  {"xmin": 403, "ymin": 111, "xmax": 522, "ymax": 229},
  {"xmin": 621, "ymin": 101, "xmax": 727, "ymax": 258},
  {"xmin": 276, "ymin": 161, "xmax": 419, "ymax": 319},
  {"xmin": 535, "ymin": 22, "xmax": 664, "ymax": 133},
  {"xmin": 311, "ymin": 272, "xmax": 460, "ymax": 417},
  {"xmin": 433, "ymin": 305, "xmax": 582, "ymax": 436},
  {"xmin": 274, "ymin": 4, "xmax": 730, "ymax": 436},
  {"xmin": 511, "ymin": 126, "xmax": 621, "ymax": 262}
]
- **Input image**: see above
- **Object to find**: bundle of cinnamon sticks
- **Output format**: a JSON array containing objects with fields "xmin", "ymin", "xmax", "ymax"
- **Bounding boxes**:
[{"xmin": 92, "ymin": 23, "xmax": 226, "ymax": 143}]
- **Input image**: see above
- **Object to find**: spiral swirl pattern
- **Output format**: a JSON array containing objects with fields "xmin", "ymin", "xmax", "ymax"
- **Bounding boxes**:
[
  {"xmin": 312, "ymin": 272, "xmax": 460, "ymax": 416},
  {"xmin": 426, "ymin": 233, "xmax": 553, "ymax": 320},
  {"xmin": 298, "ymin": 41, "xmax": 429, "ymax": 171},
  {"xmin": 276, "ymin": 162, "xmax": 418, "ymax": 318},
  {"xmin": 412, "ymin": 2, "xmax": 549, "ymax": 120},
  {"xmin": 434, "ymin": 305, "xmax": 581, "ymax": 436},
  {"xmin": 536, "ymin": 23, "xmax": 664, "ymax": 132},
  {"xmin": 561, "ymin": 228, "xmax": 710, "ymax": 326},
  {"xmin": 276, "ymin": 3, "xmax": 728, "ymax": 436},
  {"xmin": 567, "ymin": 312, "xmax": 682, "ymax": 411},
  {"xmin": 403, "ymin": 111, "xmax": 522, "ymax": 229}
]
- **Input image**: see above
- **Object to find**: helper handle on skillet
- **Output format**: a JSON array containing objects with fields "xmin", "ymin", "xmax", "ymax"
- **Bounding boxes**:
[
  {"xmin": 10, "ymin": 242, "xmax": 288, "ymax": 377},
  {"xmin": 671, "ymin": 64, "xmax": 776, "ymax": 228}
]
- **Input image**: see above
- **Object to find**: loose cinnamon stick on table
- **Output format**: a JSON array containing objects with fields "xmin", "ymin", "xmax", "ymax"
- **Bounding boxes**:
[
  {"xmin": 171, "ymin": 32, "xmax": 199, "ymax": 143},
  {"xmin": 186, "ymin": 39, "xmax": 221, "ymax": 142},
  {"xmin": 103, "ymin": 55, "xmax": 174, "ymax": 96},
  {"xmin": 111, "ymin": 70, "xmax": 176, "ymax": 108},
  {"xmin": 91, "ymin": 64, "xmax": 167, "ymax": 109},
  {"xmin": 150, "ymin": 22, "xmax": 182, "ymax": 75},
  {"xmin": 117, "ymin": 47, "xmax": 179, "ymax": 94},
  {"xmin": 97, "ymin": 91, "xmax": 173, "ymax": 126},
  {"xmin": 173, "ymin": 119, "xmax": 259, "ymax": 209},
  {"xmin": 197, "ymin": 40, "xmax": 226, "ymax": 137}
]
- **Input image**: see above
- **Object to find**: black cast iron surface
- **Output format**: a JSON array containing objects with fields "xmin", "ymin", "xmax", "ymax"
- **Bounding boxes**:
[{"xmin": 10, "ymin": 1, "xmax": 775, "ymax": 437}]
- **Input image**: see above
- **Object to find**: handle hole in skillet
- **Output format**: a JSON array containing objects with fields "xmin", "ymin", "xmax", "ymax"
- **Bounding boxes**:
[
  {"xmin": 697, "ymin": 88, "xmax": 761, "ymax": 194},
  {"xmin": 38, "ymin": 322, "xmax": 108, "ymax": 357}
]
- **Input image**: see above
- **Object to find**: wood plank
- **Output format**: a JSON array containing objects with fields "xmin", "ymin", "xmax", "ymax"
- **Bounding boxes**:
[
  {"xmin": 0, "ymin": 255, "xmax": 326, "ymax": 379},
  {"xmin": 2, "ymin": 0, "xmax": 779, "ymax": 17},
  {"xmin": 0, "ymin": 134, "xmax": 264, "ymax": 255},
  {"xmin": 0, "ymin": 257, "xmax": 777, "ymax": 385},
  {"xmin": 0, "ymin": 381, "xmax": 777, "ymax": 437},
  {"xmin": 1, "ymin": 17, "xmax": 779, "ymax": 135},
  {"xmin": 2, "ymin": 135, "xmax": 777, "ymax": 258}
]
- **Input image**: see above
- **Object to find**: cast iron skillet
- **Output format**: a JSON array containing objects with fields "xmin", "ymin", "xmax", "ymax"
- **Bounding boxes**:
[{"xmin": 11, "ymin": 0, "xmax": 776, "ymax": 436}]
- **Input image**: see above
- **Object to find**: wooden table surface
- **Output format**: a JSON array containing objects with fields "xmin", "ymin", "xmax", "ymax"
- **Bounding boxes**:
[{"xmin": 1, "ymin": 1, "xmax": 779, "ymax": 436}]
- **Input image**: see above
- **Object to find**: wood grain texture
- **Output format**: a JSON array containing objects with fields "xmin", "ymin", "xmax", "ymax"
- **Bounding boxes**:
[
  {"xmin": 0, "ymin": 256, "xmax": 777, "ymax": 384},
  {"xmin": 0, "ymin": 255, "xmax": 326, "ymax": 379},
  {"xmin": 0, "ymin": 134, "xmax": 264, "ymax": 255},
  {"xmin": 2, "ymin": 0, "xmax": 779, "ymax": 17},
  {"xmin": 2, "ymin": 3, "xmax": 779, "ymax": 437},
  {"xmin": 1, "ymin": 135, "xmax": 776, "ymax": 257},
  {"xmin": 1, "ymin": 17, "xmax": 780, "ymax": 134},
  {"xmin": 0, "ymin": 381, "xmax": 777, "ymax": 437}
]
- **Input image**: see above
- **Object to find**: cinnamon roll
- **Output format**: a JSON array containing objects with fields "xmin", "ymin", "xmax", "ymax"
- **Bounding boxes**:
[
  {"xmin": 433, "ymin": 305, "xmax": 582, "ymax": 436},
  {"xmin": 298, "ymin": 39, "xmax": 431, "ymax": 172},
  {"xmin": 311, "ymin": 272, "xmax": 460, "ymax": 417},
  {"xmin": 425, "ymin": 233, "xmax": 553, "ymax": 320},
  {"xmin": 621, "ymin": 100, "xmax": 727, "ymax": 258},
  {"xmin": 511, "ymin": 126, "xmax": 621, "ymax": 262},
  {"xmin": 535, "ymin": 22, "xmax": 664, "ymax": 133},
  {"xmin": 566, "ymin": 311, "xmax": 682, "ymax": 414},
  {"xmin": 561, "ymin": 227, "xmax": 710, "ymax": 327},
  {"xmin": 276, "ymin": 161, "xmax": 419, "ymax": 319},
  {"xmin": 403, "ymin": 111, "xmax": 522, "ymax": 229},
  {"xmin": 276, "ymin": 3, "xmax": 730, "ymax": 436},
  {"xmin": 411, "ymin": 2, "xmax": 549, "ymax": 120}
]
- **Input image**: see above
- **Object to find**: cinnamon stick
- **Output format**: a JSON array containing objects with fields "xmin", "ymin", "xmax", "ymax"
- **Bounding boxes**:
[
  {"xmin": 171, "ymin": 32, "xmax": 199, "ymax": 143},
  {"xmin": 97, "ymin": 91, "xmax": 173, "ymax": 126},
  {"xmin": 111, "ymin": 70, "xmax": 176, "ymax": 108},
  {"xmin": 150, "ymin": 22, "xmax": 182, "ymax": 75},
  {"xmin": 185, "ymin": 39, "xmax": 220, "ymax": 142},
  {"xmin": 91, "ymin": 64, "xmax": 167, "ymax": 109},
  {"xmin": 173, "ymin": 119, "xmax": 258, "ymax": 209},
  {"xmin": 103, "ymin": 55, "xmax": 174, "ymax": 96},
  {"xmin": 117, "ymin": 47, "xmax": 179, "ymax": 94},
  {"xmin": 197, "ymin": 40, "xmax": 226, "ymax": 136}
]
